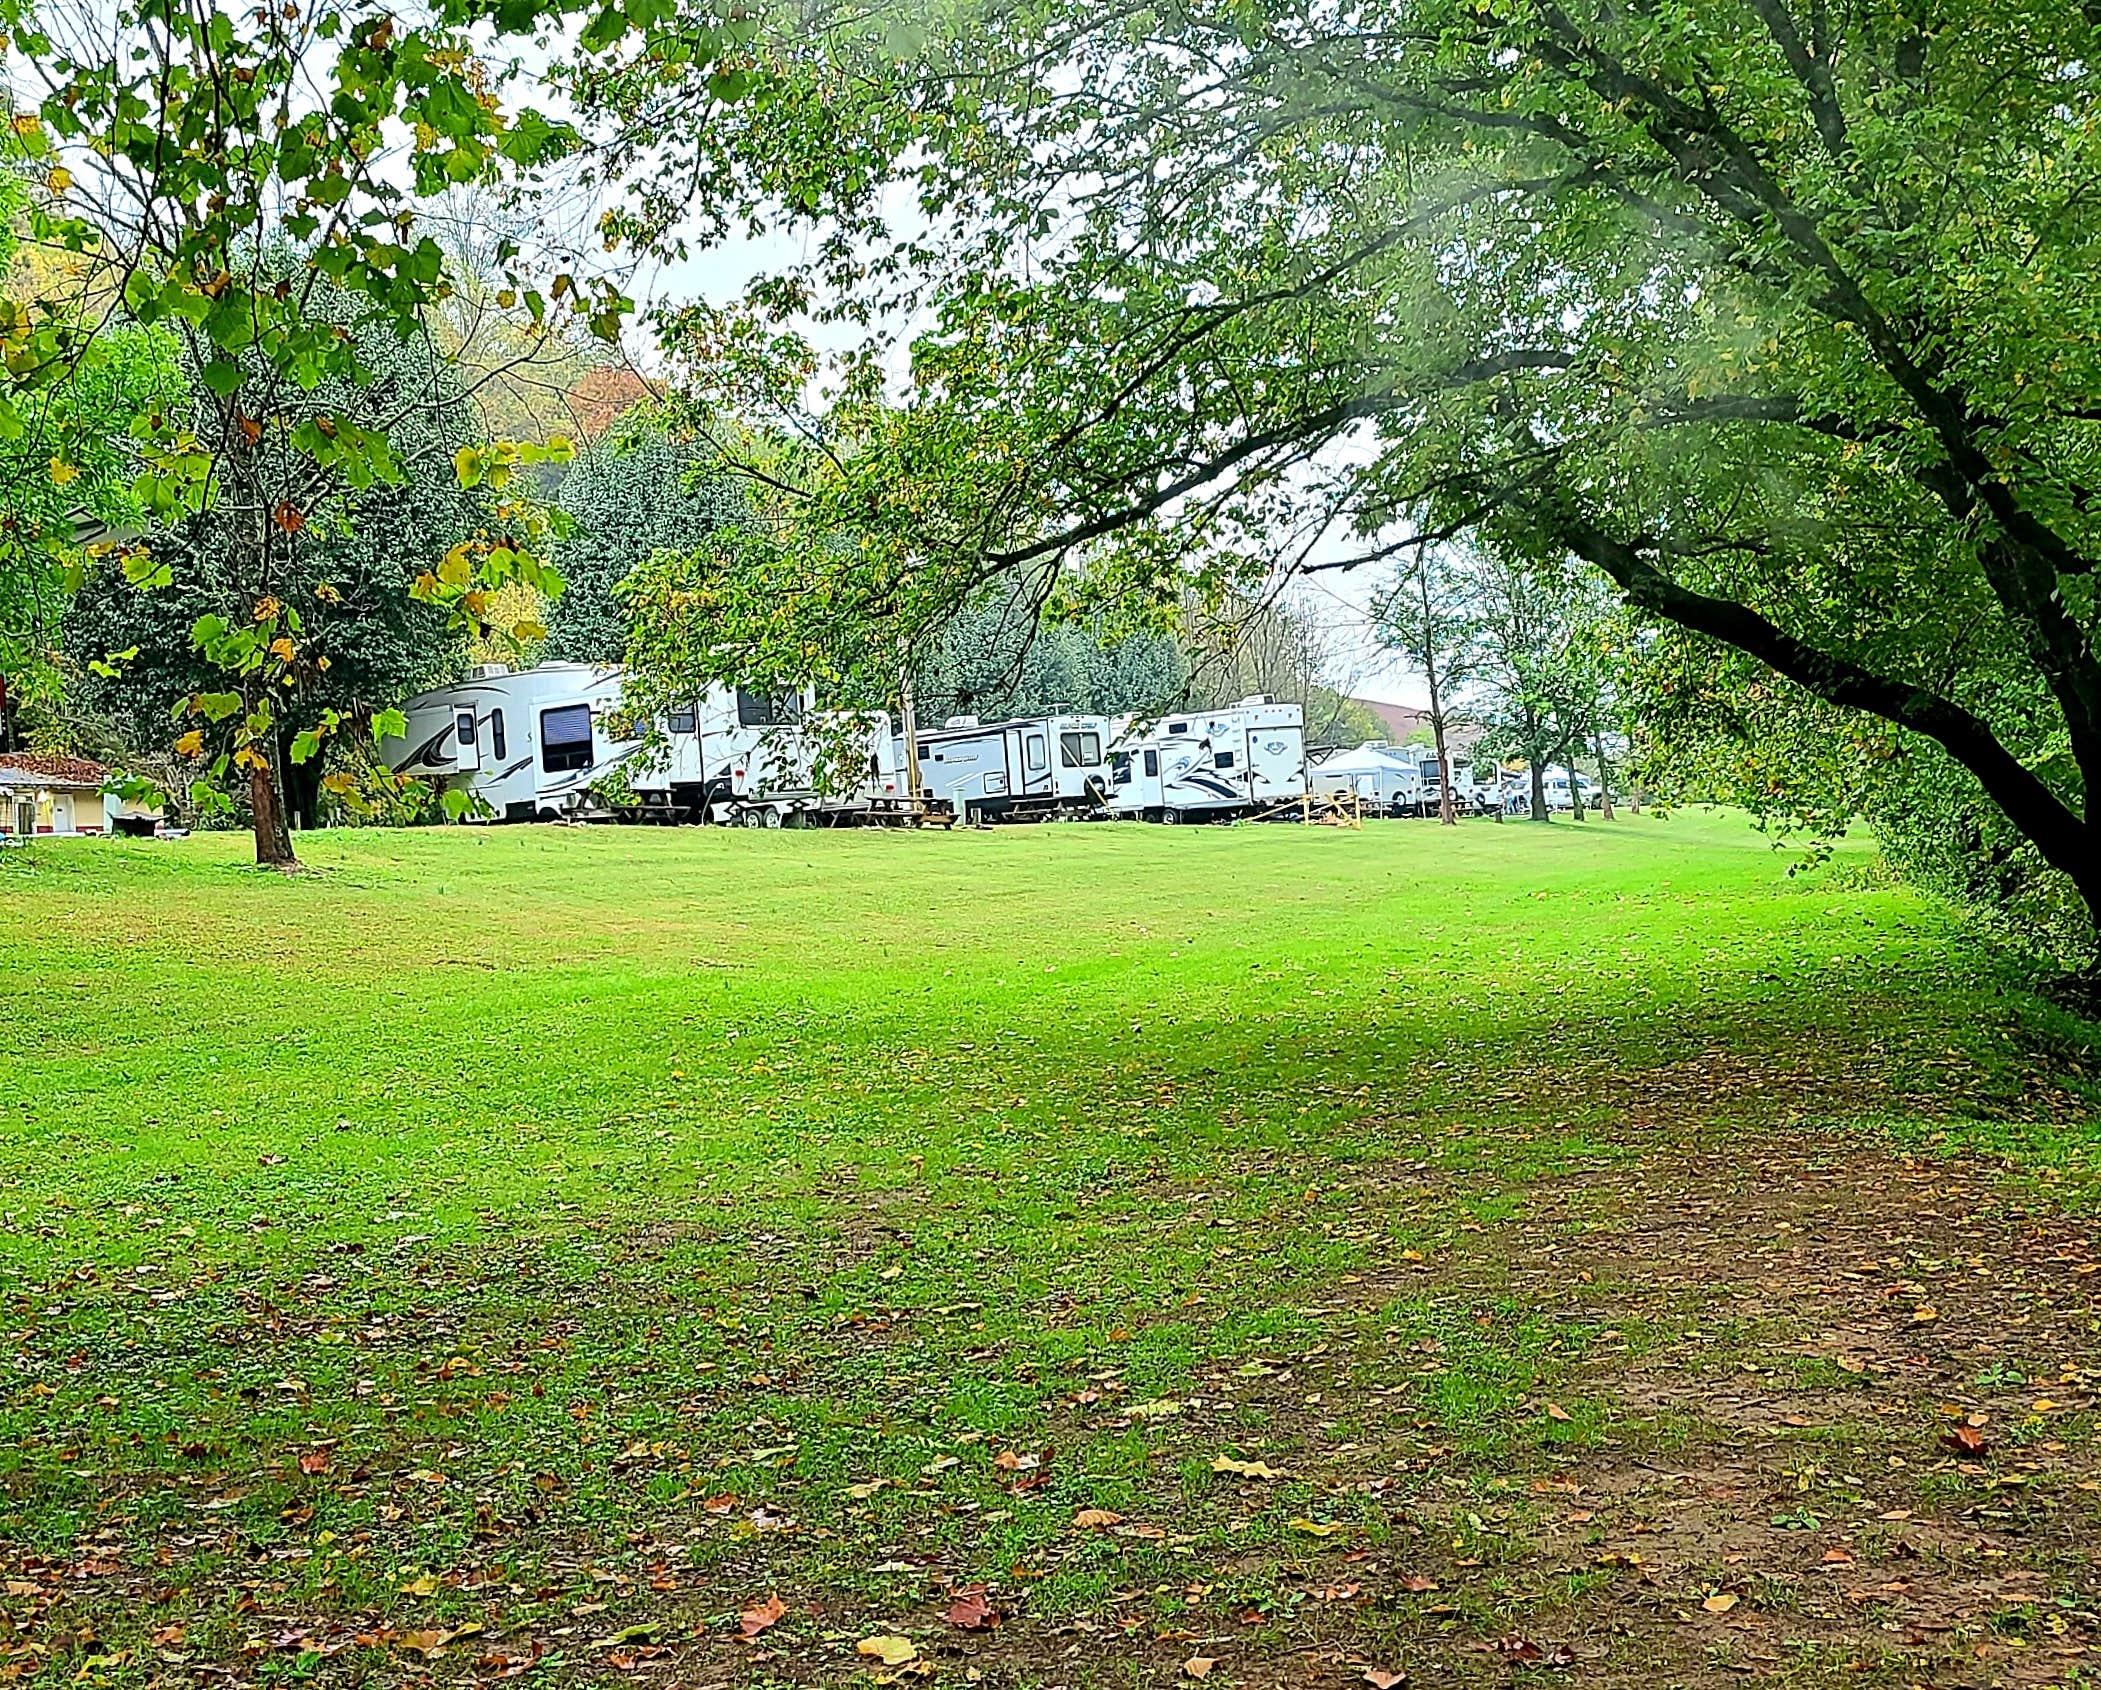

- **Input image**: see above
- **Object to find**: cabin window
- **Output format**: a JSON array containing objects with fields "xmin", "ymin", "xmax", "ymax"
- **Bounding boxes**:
[
  {"xmin": 669, "ymin": 705, "xmax": 698, "ymax": 735},
  {"xmin": 455, "ymin": 709, "xmax": 477, "ymax": 748},
  {"xmin": 1214, "ymin": 750, "xmax": 1236, "ymax": 770},
  {"xmin": 735, "ymin": 688, "xmax": 802, "ymax": 728},
  {"xmin": 540, "ymin": 704, "xmax": 594, "ymax": 772},
  {"xmin": 1143, "ymin": 749, "xmax": 1160, "ymax": 777},
  {"xmin": 490, "ymin": 708, "xmax": 507, "ymax": 760},
  {"xmin": 1023, "ymin": 735, "xmax": 1047, "ymax": 772},
  {"xmin": 1059, "ymin": 731, "xmax": 1101, "ymax": 768}
]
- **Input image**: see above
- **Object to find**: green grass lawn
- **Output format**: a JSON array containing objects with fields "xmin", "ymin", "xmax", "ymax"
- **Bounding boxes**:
[{"xmin": 2, "ymin": 813, "xmax": 2096, "ymax": 1689}]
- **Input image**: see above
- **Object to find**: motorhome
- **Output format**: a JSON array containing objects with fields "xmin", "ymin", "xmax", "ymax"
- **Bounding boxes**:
[
  {"xmin": 1306, "ymin": 743, "xmax": 1424, "ymax": 816},
  {"xmin": 903, "ymin": 713, "xmax": 1113, "ymax": 822},
  {"xmin": 1106, "ymin": 698, "xmax": 1307, "ymax": 821},
  {"xmin": 384, "ymin": 664, "xmax": 901, "ymax": 825}
]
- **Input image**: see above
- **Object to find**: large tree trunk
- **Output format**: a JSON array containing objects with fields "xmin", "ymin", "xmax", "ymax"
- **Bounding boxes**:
[
  {"xmin": 1417, "ymin": 563, "xmax": 1458, "ymax": 826},
  {"xmin": 250, "ymin": 758, "xmax": 296, "ymax": 866},
  {"xmin": 1593, "ymin": 726, "xmax": 1616, "ymax": 821},
  {"xmin": 1529, "ymin": 761, "xmax": 1548, "ymax": 822}
]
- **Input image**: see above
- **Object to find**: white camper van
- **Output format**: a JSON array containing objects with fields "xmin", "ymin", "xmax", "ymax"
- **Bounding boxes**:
[
  {"xmin": 383, "ymin": 662, "xmax": 640, "ymax": 821},
  {"xmin": 1306, "ymin": 743, "xmax": 1423, "ymax": 816},
  {"xmin": 903, "ymin": 713, "xmax": 1112, "ymax": 822},
  {"xmin": 1106, "ymin": 698, "xmax": 1307, "ymax": 822}
]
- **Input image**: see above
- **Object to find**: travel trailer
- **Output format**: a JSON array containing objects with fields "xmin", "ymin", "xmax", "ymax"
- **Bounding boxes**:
[
  {"xmin": 1306, "ymin": 743, "xmax": 1424, "ymax": 816},
  {"xmin": 623, "ymin": 687, "xmax": 903, "ymax": 827},
  {"xmin": 903, "ymin": 713, "xmax": 1113, "ymax": 822},
  {"xmin": 383, "ymin": 664, "xmax": 902, "ymax": 825},
  {"xmin": 1105, "ymin": 698, "xmax": 1307, "ymax": 821}
]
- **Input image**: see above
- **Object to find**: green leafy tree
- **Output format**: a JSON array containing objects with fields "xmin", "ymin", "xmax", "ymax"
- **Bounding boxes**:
[
  {"xmin": 913, "ymin": 582, "xmax": 1187, "ymax": 723},
  {"xmin": 0, "ymin": 168, "xmax": 186, "ymax": 737},
  {"xmin": 584, "ymin": 0, "xmax": 2101, "ymax": 969},
  {"xmin": 0, "ymin": 0, "xmax": 716, "ymax": 860},
  {"xmin": 64, "ymin": 314, "xmax": 489, "ymax": 827},
  {"xmin": 548, "ymin": 428, "xmax": 749, "ymax": 664},
  {"xmin": 1376, "ymin": 549, "xmax": 1476, "ymax": 823}
]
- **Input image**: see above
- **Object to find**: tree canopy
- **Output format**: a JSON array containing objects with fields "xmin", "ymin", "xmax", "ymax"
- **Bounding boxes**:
[{"xmin": 580, "ymin": 0, "xmax": 2101, "ymax": 961}]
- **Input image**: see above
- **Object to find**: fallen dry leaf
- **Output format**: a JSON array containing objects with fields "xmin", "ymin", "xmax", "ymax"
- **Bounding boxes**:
[
  {"xmin": 1702, "ymin": 1593, "xmax": 1739, "ymax": 1614},
  {"xmin": 1941, "ymin": 1423, "xmax": 1991, "ymax": 1456},
  {"xmin": 1543, "ymin": 1401, "xmax": 1572, "ymax": 1422},
  {"xmin": 298, "ymin": 1450, "xmax": 332, "ymax": 1475},
  {"xmin": 857, "ymin": 1635, "xmax": 918, "ymax": 1666},
  {"xmin": 1072, "ymin": 1508, "xmax": 1124, "ymax": 1529},
  {"xmin": 945, "ymin": 1587, "xmax": 999, "ymax": 1631},
  {"xmin": 1288, "ymin": 1517, "xmax": 1347, "ymax": 1538},
  {"xmin": 739, "ymin": 1593, "xmax": 786, "ymax": 1638},
  {"xmin": 1211, "ymin": 1454, "xmax": 1284, "ymax": 1480},
  {"xmin": 1183, "ymin": 1657, "xmax": 1217, "ymax": 1679},
  {"xmin": 1363, "ymin": 1672, "xmax": 1408, "ymax": 1690}
]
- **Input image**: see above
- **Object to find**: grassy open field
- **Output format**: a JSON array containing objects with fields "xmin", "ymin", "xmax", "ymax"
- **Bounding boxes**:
[{"xmin": 2, "ymin": 813, "xmax": 2098, "ymax": 1690}]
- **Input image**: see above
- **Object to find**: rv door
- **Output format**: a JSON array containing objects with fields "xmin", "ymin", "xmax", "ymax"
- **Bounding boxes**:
[{"xmin": 453, "ymin": 704, "xmax": 482, "ymax": 774}]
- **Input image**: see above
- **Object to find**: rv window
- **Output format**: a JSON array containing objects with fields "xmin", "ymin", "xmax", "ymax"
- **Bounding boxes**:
[
  {"xmin": 1214, "ymin": 750, "xmax": 1236, "ymax": 769},
  {"xmin": 1059, "ymin": 731, "xmax": 1102, "ymax": 767},
  {"xmin": 735, "ymin": 688, "xmax": 802, "ymax": 728},
  {"xmin": 1024, "ymin": 735, "xmax": 1047, "ymax": 772},
  {"xmin": 668, "ymin": 705, "xmax": 698, "ymax": 736},
  {"xmin": 455, "ymin": 709, "xmax": 477, "ymax": 748},
  {"xmin": 490, "ymin": 708, "xmax": 507, "ymax": 760},
  {"xmin": 1109, "ymin": 751, "xmax": 1132, "ymax": 787},
  {"xmin": 1142, "ymin": 749, "xmax": 1160, "ymax": 778},
  {"xmin": 1167, "ymin": 721, "xmax": 1187, "ymax": 734},
  {"xmin": 540, "ymin": 704, "xmax": 594, "ymax": 772}
]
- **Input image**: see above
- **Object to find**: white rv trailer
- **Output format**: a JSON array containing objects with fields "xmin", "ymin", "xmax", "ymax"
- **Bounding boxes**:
[
  {"xmin": 384, "ymin": 664, "xmax": 901, "ymax": 826},
  {"xmin": 1306, "ymin": 743, "xmax": 1424, "ymax": 815},
  {"xmin": 623, "ymin": 687, "xmax": 903, "ymax": 827},
  {"xmin": 382, "ymin": 661, "xmax": 640, "ymax": 822},
  {"xmin": 902, "ymin": 713, "xmax": 1113, "ymax": 822},
  {"xmin": 1105, "ymin": 697, "xmax": 1308, "ymax": 821}
]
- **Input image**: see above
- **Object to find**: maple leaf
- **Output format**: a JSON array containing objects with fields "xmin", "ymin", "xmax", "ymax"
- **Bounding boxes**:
[
  {"xmin": 297, "ymin": 1450, "xmax": 331, "ymax": 1475},
  {"xmin": 739, "ymin": 1593, "xmax": 785, "ymax": 1637},
  {"xmin": 856, "ymin": 1635, "xmax": 917, "ymax": 1665}
]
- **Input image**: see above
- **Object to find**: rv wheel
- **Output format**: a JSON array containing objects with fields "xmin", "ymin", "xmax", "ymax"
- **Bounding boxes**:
[
  {"xmin": 737, "ymin": 806, "xmax": 768, "ymax": 829},
  {"xmin": 1161, "ymin": 807, "xmax": 1182, "ymax": 825}
]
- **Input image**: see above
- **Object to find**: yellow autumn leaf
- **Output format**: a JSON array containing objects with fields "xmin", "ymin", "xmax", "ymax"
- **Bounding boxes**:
[
  {"xmin": 173, "ymin": 730, "xmax": 204, "ymax": 757},
  {"xmin": 855, "ymin": 1635, "xmax": 917, "ymax": 1666},
  {"xmin": 49, "ymin": 458, "xmax": 79, "ymax": 485},
  {"xmin": 1702, "ymin": 1592, "xmax": 1739, "ymax": 1614},
  {"xmin": 1289, "ymin": 1518, "xmax": 1348, "ymax": 1538},
  {"xmin": 45, "ymin": 166, "xmax": 71, "ymax": 193}
]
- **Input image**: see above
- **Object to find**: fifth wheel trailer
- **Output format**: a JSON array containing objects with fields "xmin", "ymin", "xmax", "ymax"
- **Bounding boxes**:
[
  {"xmin": 1105, "ymin": 698, "xmax": 1307, "ymax": 821},
  {"xmin": 383, "ymin": 664, "xmax": 901, "ymax": 825}
]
